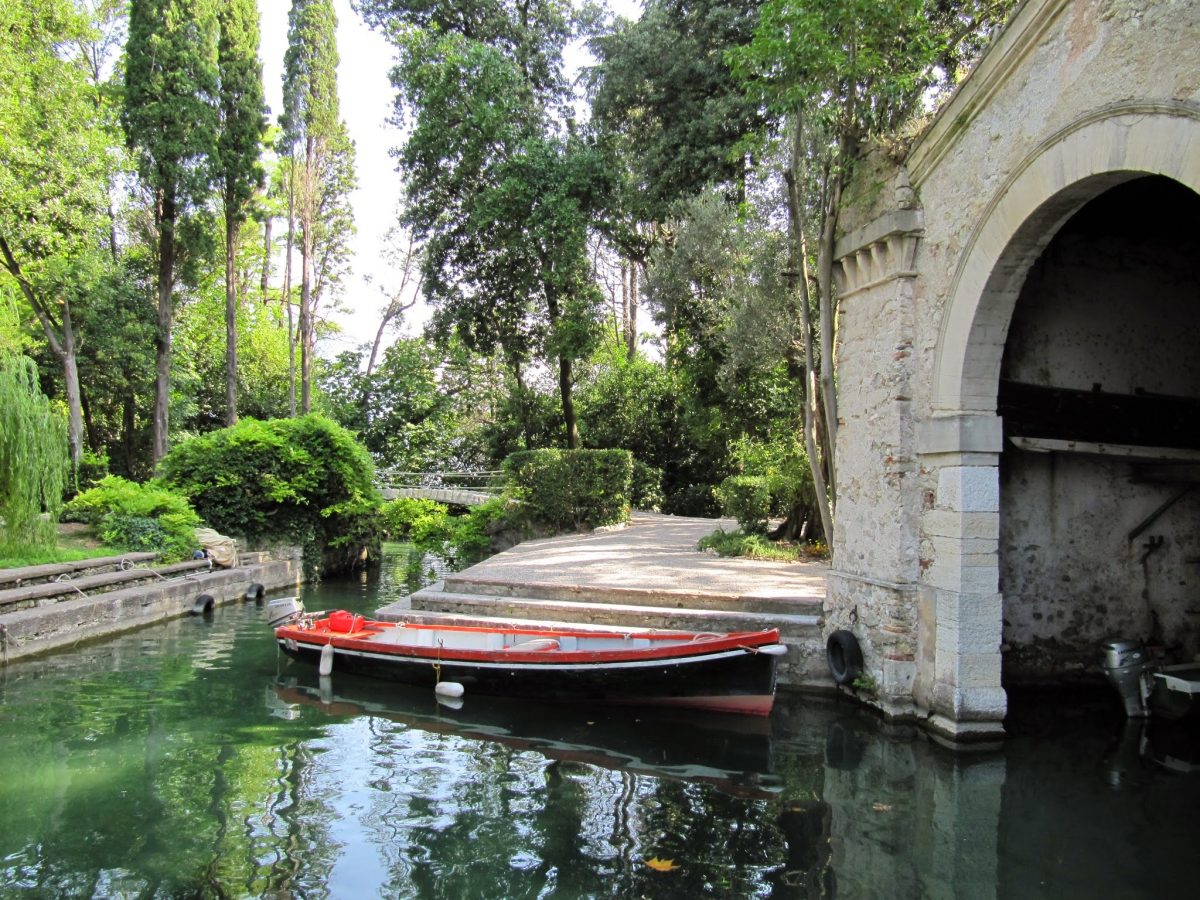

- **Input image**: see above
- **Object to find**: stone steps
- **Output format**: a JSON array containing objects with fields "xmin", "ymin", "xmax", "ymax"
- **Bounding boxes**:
[
  {"xmin": 0, "ymin": 553, "xmax": 159, "ymax": 590},
  {"xmin": 438, "ymin": 573, "xmax": 824, "ymax": 616},
  {"xmin": 0, "ymin": 558, "xmax": 216, "ymax": 613},
  {"xmin": 396, "ymin": 578, "xmax": 829, "ymax": 688}
]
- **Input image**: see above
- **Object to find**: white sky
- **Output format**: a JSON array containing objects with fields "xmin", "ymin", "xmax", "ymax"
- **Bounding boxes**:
[{"xmin": 258, "ymin": 0, "xmax": 643, "ymax": 358}]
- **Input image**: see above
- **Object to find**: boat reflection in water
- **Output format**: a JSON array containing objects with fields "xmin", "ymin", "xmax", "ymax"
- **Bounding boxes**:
[{"xmin": 270, "ymin": 673, "xmax": 784, "ymax": 799}]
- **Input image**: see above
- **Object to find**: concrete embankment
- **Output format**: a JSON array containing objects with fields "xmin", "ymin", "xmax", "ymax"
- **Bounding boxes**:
[
  {"xmin": 377, "ymin": 512, "xmax": 833, "ymax": 691},
  {"xmin": 0, "ymin": 548, "xmax": 302, "ymax": 665}
]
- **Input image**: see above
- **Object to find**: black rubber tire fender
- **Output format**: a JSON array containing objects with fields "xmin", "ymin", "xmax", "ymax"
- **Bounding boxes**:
[
  {"xmin": 826, "ymin": 629, "xmax": 864, "ymax": 686},
  {"xmin": 190, "ymin": 593, "xmax": 215, "ymax": 617}
]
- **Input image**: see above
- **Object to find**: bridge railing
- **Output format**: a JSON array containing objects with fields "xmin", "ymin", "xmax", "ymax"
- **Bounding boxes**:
[{"xmin": 377, "ymin": 469, "xmax": 507, "ymax": 495}]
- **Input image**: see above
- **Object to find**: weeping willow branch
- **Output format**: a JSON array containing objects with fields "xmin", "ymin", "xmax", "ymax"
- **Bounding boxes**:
[{"xmin": 0, "ymin": 343, "xmax": 68, "ymax": 554}]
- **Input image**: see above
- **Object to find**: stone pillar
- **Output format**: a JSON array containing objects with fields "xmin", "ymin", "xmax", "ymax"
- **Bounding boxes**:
[
  {"xmin": 828, "ymin": 206, "xmax": 924, "ymax": 717},
  {"xmin": 916, "ymin": 414, "xmax": 1007, "ymax": 740}
]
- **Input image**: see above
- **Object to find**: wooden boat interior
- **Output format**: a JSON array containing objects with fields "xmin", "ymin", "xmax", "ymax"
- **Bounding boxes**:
[{"xmin": 306, "ymin": 612, "xmax": 745, "ymax": 654}]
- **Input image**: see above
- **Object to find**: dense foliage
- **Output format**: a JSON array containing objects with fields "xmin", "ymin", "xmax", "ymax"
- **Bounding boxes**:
[
  {"xmin": 156, "ymin": 415, "xmax": 380, "ymax": 574},
  {"xmin": 63, "ymin": 475, "xmax": 201, "ymax": 562},
  {"xmin": 0, "ymin": 0, "xmax": 1019, "ymax": 567},
  {"xmin": 0, "ymin": 345, "xmax": 67, "ymax": 555}
]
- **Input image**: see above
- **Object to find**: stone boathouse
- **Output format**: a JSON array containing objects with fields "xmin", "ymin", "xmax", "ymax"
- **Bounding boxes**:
[{"xmin": 826, "ymin": 0, "xmax": 1200, "ymax": 740}]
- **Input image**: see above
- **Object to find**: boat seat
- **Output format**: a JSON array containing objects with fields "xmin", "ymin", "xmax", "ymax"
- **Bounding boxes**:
[{"xmin": 505, "ymin": 638, "xmax": 560, "ymax": 652}]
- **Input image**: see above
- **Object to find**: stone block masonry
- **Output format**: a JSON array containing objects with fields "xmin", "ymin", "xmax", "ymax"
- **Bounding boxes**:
[{"xmin": 0, "ymin": 548, "xmax": 302, "ymax": 665}]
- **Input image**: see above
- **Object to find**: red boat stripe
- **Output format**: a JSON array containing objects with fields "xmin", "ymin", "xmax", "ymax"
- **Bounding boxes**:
[{"xmin": 278, "ymin": 641, "xmax": 762, "ymax": 672}]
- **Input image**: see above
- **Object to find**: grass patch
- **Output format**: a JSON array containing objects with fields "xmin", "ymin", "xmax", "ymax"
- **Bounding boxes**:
[
  {"xmin": 697, "ymin": 527, "xmax": 828, "ymax": 562},
  {"xmin": 0, "ymin": 524, "xmax": 121, "ymax": 570}
]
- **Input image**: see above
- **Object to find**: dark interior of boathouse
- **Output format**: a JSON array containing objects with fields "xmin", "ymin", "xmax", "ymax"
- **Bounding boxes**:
[{"xmin": 997, "ymin": 175, "xmax": 1200, "ymax": 685}]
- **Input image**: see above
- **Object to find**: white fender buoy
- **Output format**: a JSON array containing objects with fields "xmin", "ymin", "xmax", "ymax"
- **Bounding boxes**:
[
  {"xmin": 434, "ymin": 681, "xmax": 465, "ymax": 699},
  {"xmin": 318, "ymin": 642, "xmax": 334, "ymax": 676},
  {"xmin": 759, "ymin": 644, "xmax": 788, "ymax": 656},
  {"xmin": 436, "ymin": 695, "xmax": 464, "ymax": 710}
]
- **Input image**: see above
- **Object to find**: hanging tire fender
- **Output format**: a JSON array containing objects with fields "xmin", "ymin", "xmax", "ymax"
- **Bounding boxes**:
[{"xmin": 826, "ymin": 630, "xmax": 864, "ymax": 686}]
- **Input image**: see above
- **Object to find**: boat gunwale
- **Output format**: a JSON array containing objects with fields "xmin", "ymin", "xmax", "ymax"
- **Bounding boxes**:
[{"xmin": 274, "ymin": 617, "xmax": 782, "ymax": 666}]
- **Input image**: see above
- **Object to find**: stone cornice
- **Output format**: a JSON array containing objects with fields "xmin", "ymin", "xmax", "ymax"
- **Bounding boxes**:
[
  {"xmin": 833, "ymin": 209, "xmax": 924, "ymax": 298},
  {"xmin": 907, "ymin": 0, "xmax": 1071, "ymax": 187}
]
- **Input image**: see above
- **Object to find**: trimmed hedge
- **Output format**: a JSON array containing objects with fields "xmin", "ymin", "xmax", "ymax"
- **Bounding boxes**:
[
  {"xmin": 503, "ymin": 449, "xmax": 633, "ymax": 531},
  {"xmin": 157, "ymin": 415, "xmax": 381, "ymax": 576}
]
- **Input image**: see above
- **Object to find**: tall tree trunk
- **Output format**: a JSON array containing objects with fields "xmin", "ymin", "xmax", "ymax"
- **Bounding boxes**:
[
  {"xmin": 284, "ymin": 158, "xmax": 297, "ymax": 417},
  {"xmin": 81, "ymin": 386, "xmax": 97, "ymax": 451},
  {"xmin": 784, "ymin": 116, "xmax": 834, "ymax": 547},
  {"xmin": 152, "ymin": 189, "xmax": 177, "ymax": 465},
  {"xmin": 626, "ymin": 260, "xmax": 638, "ymax": 362},
  {"xmin": 815, "ymin": 139, "xmax": 846, "ymax": 508},
  {"xmin": 260, "ymin": 215, "xmax": 272, "ymax": 303},
  {"xmin": 559, "ymin": 353, "xmax": 580, "ymax": 449},
  {"xmin": 61, "ymin": 312, "xmax": 83, "ymax": 471},
  {"xmin": 122, "ymin": 393, "xmax": 136, "ymax": 477},
  {"xmin": 225, "ymin": 214, "xmax": 239, "ymax": 427},
  {"xmin": 299, "ymin": 137, "xmax": 315, "ymax": 414}
]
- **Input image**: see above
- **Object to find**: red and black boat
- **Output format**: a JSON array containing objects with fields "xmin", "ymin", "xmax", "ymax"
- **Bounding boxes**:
[{"xmin": 272, "ymin": 604, "xmax": 786, "ymax": 716}]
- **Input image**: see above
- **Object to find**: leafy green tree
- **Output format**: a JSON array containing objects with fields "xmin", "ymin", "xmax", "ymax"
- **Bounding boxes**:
[
  {"xmin": 393, "ymin": 30, "xmax": 608, "ymax": 448},
  {"xmin": 587, "ymin": 0, "xmax": 765, "ymax": 222},
  {"xmin": 729, "ymin": 0, "xmax": 1018, "ymax": 546},
  {"xmin": 281, "ymin": 0, "xmax": 357, "ymax": 414},
  {"xmin": 0, "ymin": 0, "xmax": 114, "ymax": 469},
  {"xmin": 215, "ymin": 0, "xmax": 267, "ymax": 426},
  {"xmin": 122, "ymin": 0, "xmax": 220, "ymax": 464},
  {"xmin": 357, "ymin": 0, "xmax": 573, "ymax": 101}
]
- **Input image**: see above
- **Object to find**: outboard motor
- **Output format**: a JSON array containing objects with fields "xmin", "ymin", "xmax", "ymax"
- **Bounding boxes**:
[
  {"xmin": 267, "ymin": 596, "xmax": 305, "ymax": 628},
  {"xmin": 1102, "ymin": 639, "xmax": 1154, "ymax": 717}
]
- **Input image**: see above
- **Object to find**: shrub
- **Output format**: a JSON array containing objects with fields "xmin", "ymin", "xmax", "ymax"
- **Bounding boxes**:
[
  {"xmin": 63, "ymin": 476, "xmax": 200, "ymax": 562},
  {"xmin": 79, "ymin": 447, "xmax": 109, "ymax": 486},
  {"xmin": 503, "ymin": 449, "xmax": 632, "ymax": 531},
  {"xmin": 718, "ymin": 475, "xmax": 771, "ymax": 534},
  {"xmin": 665, "ymin": 483, "xmax": 720, "ymax": 517},
  {"xmin": 630, "ymin": 460, "xmax": 664, "ymax": 511},
  {"xmin": 157, "ymin": 415, "xmax": 380, "ymax": 576}
]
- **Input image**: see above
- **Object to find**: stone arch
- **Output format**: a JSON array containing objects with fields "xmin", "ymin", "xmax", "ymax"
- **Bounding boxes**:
[
  {"xmin": 915, "ymin": 104, "xmax": 1200, "ymax": 736},
  {"xmin": 932, "ymin": 102, "xmax": 1200, "ymax": 413}
]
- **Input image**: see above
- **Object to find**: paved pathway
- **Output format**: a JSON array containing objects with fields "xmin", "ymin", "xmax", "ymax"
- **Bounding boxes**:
[{"xmin": 452, "ymin": 512, "xmax": 828, "ymax": 604}]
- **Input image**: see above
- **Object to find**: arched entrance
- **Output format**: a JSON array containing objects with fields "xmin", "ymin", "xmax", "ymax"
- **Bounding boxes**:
[
  {"xmin": 921, "ymin": 106, "xmax": 1200, "ymax": 728},
  {"xmin": 999, "ymin": 176, "xmax": 1200, "ymax": 682}
]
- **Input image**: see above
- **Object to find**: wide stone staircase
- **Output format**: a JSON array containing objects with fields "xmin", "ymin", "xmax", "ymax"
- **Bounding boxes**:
[{"xmin": 380, "ymin": 572, "xmax": 829, "ymax": 690}]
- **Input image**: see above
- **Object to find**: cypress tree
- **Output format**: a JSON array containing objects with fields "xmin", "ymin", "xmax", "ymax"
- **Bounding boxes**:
[
  {"xmin": 122, "ymin": 0, "xmax": 220, "ymax": 464},
  {"xmin": 216, "ymin": 0, "xmax": 267, "ymax": 426},
  {"xmin": 281, "ymin": 0, "xmax": 355, "ymax": 414}
]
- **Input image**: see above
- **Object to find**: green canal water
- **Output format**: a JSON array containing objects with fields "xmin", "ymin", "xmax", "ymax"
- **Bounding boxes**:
[{"xmin": 2, "ymin": 546, "xmax": 1198, "ymax": 898}]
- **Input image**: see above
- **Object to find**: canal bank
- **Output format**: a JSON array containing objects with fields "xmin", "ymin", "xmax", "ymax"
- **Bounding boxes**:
[
  {"xmin": 0, "ymin": 547, "xmax": 302, "ymax": 664},
  {"xmin": 377, "ymin": 512, "xmax": 834, "ymax": 690}
]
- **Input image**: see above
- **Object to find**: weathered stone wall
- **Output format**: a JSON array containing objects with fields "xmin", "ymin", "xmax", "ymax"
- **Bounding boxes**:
[
  {"xmin": 829, "ymin": 0, "xmax": 1200, "ymax": 736},
  {"xmin": 0, "ymin": 549, "xmax": 303, "ymax": 664}
]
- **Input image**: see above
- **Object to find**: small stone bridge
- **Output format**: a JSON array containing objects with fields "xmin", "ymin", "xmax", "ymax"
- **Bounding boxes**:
[{"xmin": 378, "ymin": 471, "xmax": 503, "ymax": 507}]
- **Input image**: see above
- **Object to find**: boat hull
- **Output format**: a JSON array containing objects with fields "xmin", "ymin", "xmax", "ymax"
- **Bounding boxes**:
[{"xmin": 276, "ymin": 619, "xmax": 782, "ymax": 716}]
